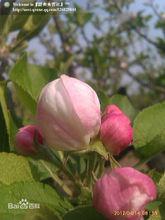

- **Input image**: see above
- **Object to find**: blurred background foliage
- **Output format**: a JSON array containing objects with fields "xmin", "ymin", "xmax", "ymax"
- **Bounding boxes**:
[
  {"xmin": 0, "ymin": 0, "xmax": 165, "ymax": 168},
  {"xmin": 0, "ymin": 0, "xmax": 165, "ymax": 111}
]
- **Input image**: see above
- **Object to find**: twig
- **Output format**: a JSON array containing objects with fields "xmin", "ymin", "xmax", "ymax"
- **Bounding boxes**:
[
  {"xmin": 125, "ymin": 69, "xmax": 165, "ymax": 93},
  {"xmin": 53, "ymin": 16, "xmax": 70, "ymax": 54},
  {"xmin": 112, "ymin": 0, "xmax": 158, "ymax": 48},
  {"xmin": 135, "ymin": 29, "xmax": 158, "ymax": 47}
]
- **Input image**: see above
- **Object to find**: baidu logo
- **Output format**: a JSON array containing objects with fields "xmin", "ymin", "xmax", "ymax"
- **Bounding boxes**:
[{"xmin": 8, "ymin": 198, "xmax": 40, "ymax": 209}]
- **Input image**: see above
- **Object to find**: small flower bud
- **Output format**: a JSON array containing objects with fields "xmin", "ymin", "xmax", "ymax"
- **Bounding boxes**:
[
  {"xmin": 37, "ymin": 74, "xmax": 101, "ymax": 151},
  {"xmin": 120, "ymin": 62, "xmax": 128, "ymax": 69},
  {"xmin": 15, "ymin": 125, "xmax": 43, "ymax": 156},
  {"xmin": 100, "ymin": 105, "xmax": 133, "ymax": 155},
  {"xmin": 93, "ymin": 167, "xmax": 157, "ymax": 220}
]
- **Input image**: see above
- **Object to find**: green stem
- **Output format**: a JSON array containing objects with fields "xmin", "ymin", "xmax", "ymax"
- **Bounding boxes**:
[
  {"xmin": 109, "ymin": 154, "xmax": 121, "ymax": 168},
  {"xmin": 40, "ymin": 160, "xmax": 73, "ymax": 197},
  {"xmin": 41, "ymin": 145, "xmax": 76, "ymax": 183}
]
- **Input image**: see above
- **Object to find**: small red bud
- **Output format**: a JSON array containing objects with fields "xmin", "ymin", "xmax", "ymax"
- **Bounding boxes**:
[
  {"xmin": 15, "ymin": 125, "xmax": 43, "ymax": 156},
  {"xmin": 100, "ymin": 105, "xmax": 133, "ymax": 155}
]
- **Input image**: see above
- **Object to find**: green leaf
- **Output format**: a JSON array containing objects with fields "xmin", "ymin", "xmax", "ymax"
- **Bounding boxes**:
[
  {"xmin": 146, "ymin": 201, "xmax": 162, "ymax": 211},
  {"xmin": 133, "ymin": 102, "xmax": 165, "ymax": 159},
  {"xmin": 68, "ymin": 4, "xmax": 92, "ymax": 27},
  {"xmin": 148, "ymin": 170, "xmax": 162, "ymax": 184},
  {"xmin": 156, "ymin": 19, "xmax": 165, "ymax": 30},
  {"xmin": 17, "ymin": 15, "xmax": 50, "ymax": 41},
  {"xmin": 95, "ymin": 92, "xmax": 137, "ymax": 120},
  {"xmin": 24, "ymin": 64, "xmax": 57, "ymax": 100},
  {"xmin": 97, "ymin": 90, "xmax": 110, "ymax": 110},
  {"xmin": 89, "ymin": 139, "xmax": 108, "ymax": 159},
  {"xmin": 0, "ymin": 152, "xmax": 72, "ymax": 219},
  {"xmin": 156, "ymin": 37, "xmax": 165, "ymax": 55},
  {"xmin": 158, "ymin": 205, "xmax": 165, "ymax": 219},
  {"xmin": 9, "ymin": 15, "xmax": 30, "ymax": 32},
  {"xmin": 149, "ymin": 174, "xmax": 165, "ymax": 220},
  {"xmin": 2, "ymin": 15, "xmax": 30, "ymax": 37},
  {"xmin": 0, "ymin": 206, "xmax": 60, "ymax": 220},
  {"xmin": 158, "ymin": 173, "xmax": 165, "ymax": 201},
  {"xmin": 0, "ymin": 15, "xmax": 9, "ymax": 35},
  {"xmin": 14, "ymin": 84, "xmax": 36, "ymax": 115},
  {"xmin": 28, "ymin": 157, "xmax": 74, "ymax": 197},
  {"xmin": 0, "ymin": 82, "xmax": 17, "ymax": 149},
  {"xmin": 9, "ymin": 54, "xmax": 57, "ymax": 114},
  {"xmin": 0, "ymin": 102, "xmax": 10, "ymax": 152},
  {"xmin": 63, "ymin": 205, "xmax": 106, "ymax": 220},
  {"xmin": 0, "ymin": 153, "xmax": 33, "ymax": 185},
  {"xmin": 108, "ymin": 94, "xmax": 137, "ymax": 120},
  {"xmin": 0, "ymin": 181, "xmax": 72, "ymax": 220},
  {"xmin": 72, "ymin": 140, "xmax": 108, "ymax": 159},
  {"xmin": 28, "ymin": 158, "xmax": 58, "ymax": 181}
]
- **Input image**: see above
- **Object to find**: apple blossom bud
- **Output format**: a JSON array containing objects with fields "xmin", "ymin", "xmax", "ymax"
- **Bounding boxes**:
[
  {"xmin": 37, "ymin": 74, "xmax": 101, "ymax": 151},
  {"xmin": 100, "ymin": 105, "xmax": 133, "ymax": 155},
  {"xmin": 120, "ymin": 62, "xmax": 128, "ymax": 69},
  {"xmin": 93, "ymin": 167, "xmax": 157, "ymax": 220},
  {"xmin": 15, "ymin": 125, "xmax": 43, "ymax": 156}
]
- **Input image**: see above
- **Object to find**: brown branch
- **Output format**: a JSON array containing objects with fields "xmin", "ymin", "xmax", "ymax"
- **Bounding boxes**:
[
  {"xmin": 53, "ymin": 16, "xmax": 77, "ymax": 77},
  {"xmin": 53, "ymin": 16, "xmax": 71, "ymax": 54},
  {"xmin": 112, "ymin": 0, "xmax": 158, "ymax": 48},
  {"xmin": 135, "ymin": 29, "xmax": 158, "ymax": 47},
  {"xmin": 125, "ymin": 69, "xmax": 165, "ymax": 93}
]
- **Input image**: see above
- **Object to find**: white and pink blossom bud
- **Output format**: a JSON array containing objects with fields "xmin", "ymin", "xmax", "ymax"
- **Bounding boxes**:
[
  {"xmin": 100, "ymin": 105, "xmax": 133, "ymax": 155},
  {"xmin": 15, "ymin": 125, "xmax": 43, "ymax": 156},
  {"xmin": 37, "ymin": 74, "xmax": 101, "ymax": 151},
  {"xmin": 93, "ymin": 167, "xmax": 157, "ymax": 220}
]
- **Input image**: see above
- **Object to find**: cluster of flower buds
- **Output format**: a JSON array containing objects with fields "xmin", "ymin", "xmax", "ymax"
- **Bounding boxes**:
[
  {"xmin": 15, "ymin": 74, "xmax": 133, "ymax": 155},
  {"xmin": 14, "ymin": 75, "xmax": 157, "ymax": 218}
]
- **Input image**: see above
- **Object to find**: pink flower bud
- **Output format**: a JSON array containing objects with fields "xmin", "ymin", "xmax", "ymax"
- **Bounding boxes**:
[
  {"xmin": 37, "ymin": 74, "xmax": 101, "ymax": 151},
  {"xmin": 100, "ymin": 105, "xmax": 133, "ymax": 155},
  {"xmin": 15, "ymin": 125, "xmax": 43, "ymax": 156},
  {"xmin": 93, "ymin": 167, "xmax": 157, "ymax": 220}
]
